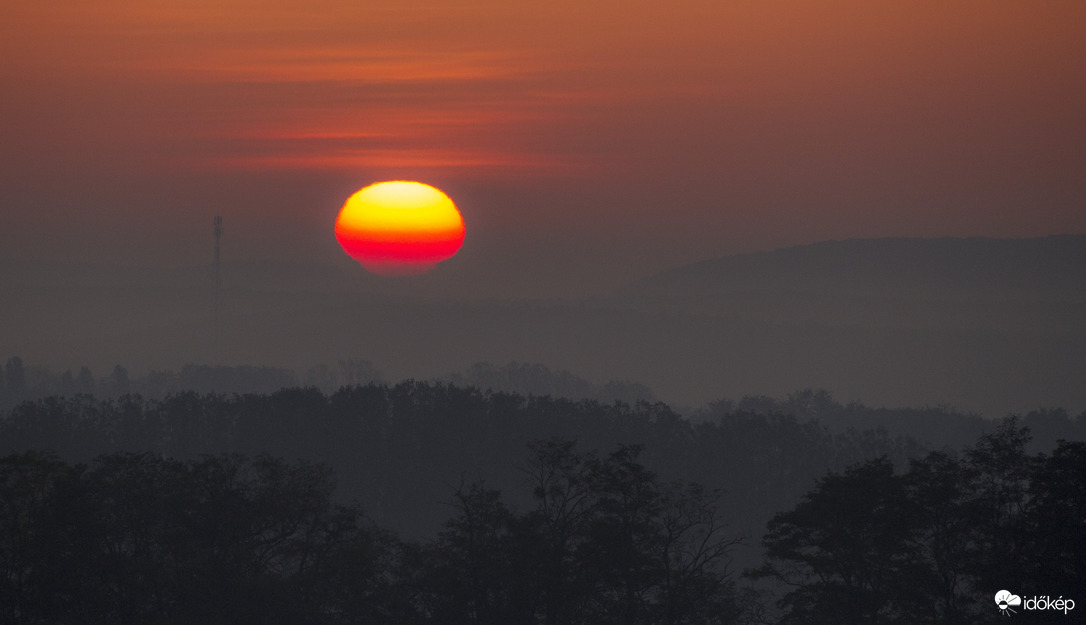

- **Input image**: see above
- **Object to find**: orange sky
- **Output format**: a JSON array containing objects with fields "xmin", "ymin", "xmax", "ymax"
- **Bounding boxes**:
[{"xmin": 2, "ymin": 0, "xmax": 1084, "ymax": 296}]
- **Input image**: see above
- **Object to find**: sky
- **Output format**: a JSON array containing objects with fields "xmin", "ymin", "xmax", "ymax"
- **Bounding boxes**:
[{"xmin": 2, "ymin": 0, "xmax": 1085, "ymax": 298}]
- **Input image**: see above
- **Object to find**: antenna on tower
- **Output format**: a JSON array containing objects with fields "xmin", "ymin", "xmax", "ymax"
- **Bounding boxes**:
[
  {"xmin": 212, "ymin": 215, "xmax": 224, "ymax": 356},
  {"xmin": 213, "ymin": 216, "xmax": 223, "ymax": 305}
]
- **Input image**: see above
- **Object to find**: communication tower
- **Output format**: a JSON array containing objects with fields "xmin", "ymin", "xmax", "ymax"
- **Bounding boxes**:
[
  {"xmin": 213, "ymin": 216, "xmax": 223, "ymax": 304},
  {"xmin": 215, "ymin": 215, "xmax": 225, "ymax": 316},
  {"xmin": 211, "ymin": 216, "xmax": 224, "ymax": 361}
]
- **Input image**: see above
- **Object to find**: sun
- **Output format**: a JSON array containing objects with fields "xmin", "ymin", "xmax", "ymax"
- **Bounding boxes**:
[{"xmin": 335, "ymin": 181, "xmax": 465, "ymax": 276}]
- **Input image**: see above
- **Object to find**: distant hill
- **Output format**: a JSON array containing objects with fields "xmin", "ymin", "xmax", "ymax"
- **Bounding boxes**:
[
  {"xmin": 2, "ymin": 236, "xmax": 1084, "ymax": 417},
  {"xmin": 611, "ymin": 236, "xmax": 1086, "ymax": 332},
  {"xmin": 0, "ymin": 258, "xmax": 368, "ymax": 294}
]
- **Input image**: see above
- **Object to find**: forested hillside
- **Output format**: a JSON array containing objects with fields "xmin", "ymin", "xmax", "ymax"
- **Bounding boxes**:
[
  {"xmin": 2, "ymin": 385, "xmax": 1082, "ymax": 623},
  {"xmin": 3, "ymin": 382, "xmax": 1083, "ymax": 538}
]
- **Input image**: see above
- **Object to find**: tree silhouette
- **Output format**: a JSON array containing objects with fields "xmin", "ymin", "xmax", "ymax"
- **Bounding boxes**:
[
  {"xmin": 0, "ymin": 450, "xmax": 414, "ymax": 624},
  {"xmin": 753, "ymin": 458, "xmax": 916, "ymax": 625},
  {"xmin": 754, "ymin": 420, "xmax": 1084, "ymax": 624},
  {"xmin": 77, "ymin": 366, "xmax": 95, "ymax": 395}
]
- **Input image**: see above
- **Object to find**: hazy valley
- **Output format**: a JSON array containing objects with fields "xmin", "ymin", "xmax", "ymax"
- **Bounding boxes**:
[{"xmin": 3, "ymin": 235, "xmax": 1083, "ymax": 418}]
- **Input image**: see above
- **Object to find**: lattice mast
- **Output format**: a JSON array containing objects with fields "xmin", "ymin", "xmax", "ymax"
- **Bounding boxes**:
[
  {"xmin": 216, "ymin": 217, "xmax": 226, "ymax": 316},
  {"xmin": 211, "ymin": 216, "xmax": 224, "ymax": 360},
  {"xmin": 213, "ymin": 216, "xmax": 223, "ymax": 304}
]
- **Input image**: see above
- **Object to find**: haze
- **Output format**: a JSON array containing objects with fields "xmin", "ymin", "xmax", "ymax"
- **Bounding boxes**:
[
  {"xmin": 2, "ymin": 0, "xmax": 1085, "ymax": 416},
  {"xmin": 3, "ymin": 0, "xmax": 1084, "ymax": 297},
  {"xmin": 2, "ymin": 4, "xmax": 1085, "ymax": 621}
]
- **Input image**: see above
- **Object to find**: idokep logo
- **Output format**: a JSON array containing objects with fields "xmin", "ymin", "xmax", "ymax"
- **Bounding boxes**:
[
  {"xmin": 995, "ymin": 590, "xmax": 1022, "ymax": 615},
  {"xmin": 995, "ymin": 590, "xmax": 1075, "ymax": 616}
]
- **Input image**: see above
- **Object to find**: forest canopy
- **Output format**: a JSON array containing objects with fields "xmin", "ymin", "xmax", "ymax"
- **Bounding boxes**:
[{"xmin": 2, "ymin": 376, "xmax": 1083, "ymax": 623}]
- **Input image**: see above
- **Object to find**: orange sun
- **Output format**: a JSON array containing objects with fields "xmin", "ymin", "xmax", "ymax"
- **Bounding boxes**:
[{"xmin": 335, "ymin": 181, "xmax": 466, "ymax": 276}]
